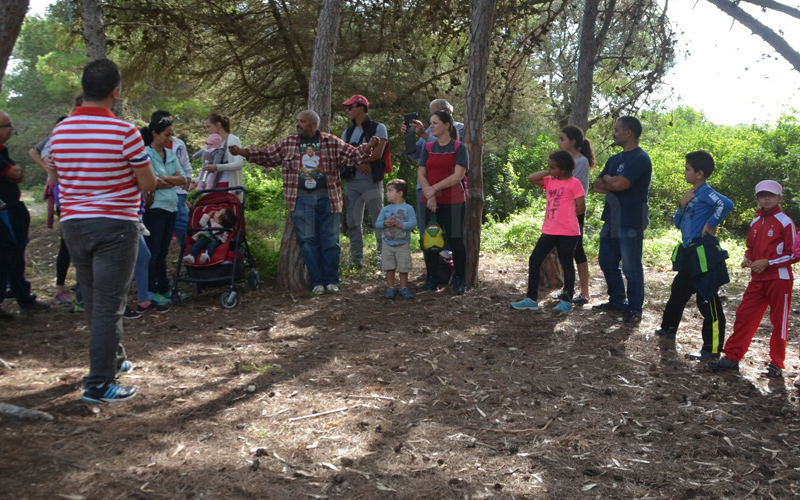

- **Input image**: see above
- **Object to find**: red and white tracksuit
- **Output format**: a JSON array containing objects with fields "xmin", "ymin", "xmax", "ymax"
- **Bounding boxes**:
[{"xmin": 723, "ymin": 207, "xmax": 796, "ymax": 368}]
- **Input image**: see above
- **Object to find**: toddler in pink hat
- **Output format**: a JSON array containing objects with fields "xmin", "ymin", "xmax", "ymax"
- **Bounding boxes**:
[{"xmin": 192, "ymin": 133, "xmax": 224, "ymax": 190}]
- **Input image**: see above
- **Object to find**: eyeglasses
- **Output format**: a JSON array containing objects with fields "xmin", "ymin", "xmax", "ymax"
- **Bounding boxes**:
[
  {"xmin": 346, "ymin": 105, "xmax": 357, "ymax": 111},
  {"xmin": 0, "ymin": 123, "xmax": 12, "ymax": 128},
  {"xmin": 158, "ymin": 116, "xmax": 173, "ymax": 124}
]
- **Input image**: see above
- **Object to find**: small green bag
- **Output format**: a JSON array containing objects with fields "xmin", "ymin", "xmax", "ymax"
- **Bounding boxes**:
[{"xmin": 422, "ymin": 213, "xmax": 446, "ymax": 252}]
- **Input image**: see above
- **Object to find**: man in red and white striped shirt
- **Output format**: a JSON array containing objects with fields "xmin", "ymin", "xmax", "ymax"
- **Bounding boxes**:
[{"xmin": 50, "ymin": 59, "xmax": 156, "ymax": 404}]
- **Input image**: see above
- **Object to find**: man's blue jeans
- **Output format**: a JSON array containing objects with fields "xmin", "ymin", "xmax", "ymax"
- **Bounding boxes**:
[
  {"xmin": 61, "ymin": 218, "xmax": 139, "ymax": 387},
  {"xmin": 291, "ymin": 195, "xmax": 340, "ymax": 287},
  {"xmin": 598, "ymin": 223, "xmax": 645, "ymax": 313}
]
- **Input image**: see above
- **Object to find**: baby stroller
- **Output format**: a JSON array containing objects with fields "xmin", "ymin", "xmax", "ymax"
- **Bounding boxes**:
[{"xmin": 171, "ymin": 186, "xmax": 259, "ymax": 308}]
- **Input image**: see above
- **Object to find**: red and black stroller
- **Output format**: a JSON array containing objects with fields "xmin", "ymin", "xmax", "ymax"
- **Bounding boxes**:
[{"xmin": 171, "ymin": 186, "xmax": 259, "ymax": 308}]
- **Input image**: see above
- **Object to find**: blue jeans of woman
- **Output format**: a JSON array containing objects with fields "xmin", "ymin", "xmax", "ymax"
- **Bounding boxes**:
[
  {"xmin": 134, "ymin": 235, "xmax": 151, "ymax": 303},
  {"xmin": 143, "ymin": 208, "xmax": 177, "ymax": 295},
  {"xmin": 290, "ymin": 194, "xmax": 340, "ymax": 287}
]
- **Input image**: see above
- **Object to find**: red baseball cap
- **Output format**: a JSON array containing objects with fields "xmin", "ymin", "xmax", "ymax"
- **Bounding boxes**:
[{"xmin": 342, "ymin": 94, "xmax": 369, "ymax": 107}]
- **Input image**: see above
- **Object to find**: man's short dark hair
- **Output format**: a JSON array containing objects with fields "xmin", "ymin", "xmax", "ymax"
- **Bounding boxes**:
[
  {"xmin": 81, "ymin": 59, "xmax": 121, "ymax": 101},
  {"xmin": 618, "ymin": 116, "xmax": 643, "ymax": 139},
  {"xmin": 685, "ymin": 150, "xmax": 715, "ymax": 179},
  {"xmin": 387, "ymin": 179, "xmax": 408, "ymax": 199}
]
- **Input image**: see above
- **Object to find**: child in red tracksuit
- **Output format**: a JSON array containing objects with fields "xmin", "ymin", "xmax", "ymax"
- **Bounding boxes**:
[{"xmin": 709, "ymin": 180, "xmax": 797, "ymax": 377}]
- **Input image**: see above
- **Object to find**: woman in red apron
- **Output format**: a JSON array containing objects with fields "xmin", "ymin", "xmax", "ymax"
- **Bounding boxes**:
[{"xmin": 418, "ymin": 110, "xmax": 469, "ymax": 295}]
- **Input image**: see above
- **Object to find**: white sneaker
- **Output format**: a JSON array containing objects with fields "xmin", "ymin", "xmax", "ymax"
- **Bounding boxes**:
[
  {"xmin": 138, "ymin": 222, "xmax": 150, "ymax": 237},
  {"xmin": 312, "ymin": 285, "xmax": 325, "ymax": 295},
  {"xmin": 326, "ymin": 284, "xmax": 339, "ymax": 293},
  {"xmin": 794, "ymin": 374, "xmax": 800, "ymax": 388},
  {"xmin": 182, "ymin": 254, "xmax": 195, "ymax": 264},
  {"xmin": 199, "ymin": 252, "xmax": 210, "ymax": 264}
]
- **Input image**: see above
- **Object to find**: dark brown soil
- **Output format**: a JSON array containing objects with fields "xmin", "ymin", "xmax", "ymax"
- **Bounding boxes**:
[{"xmin": 2, "ymin": 221, "xmax": 800, "ymax": 500}]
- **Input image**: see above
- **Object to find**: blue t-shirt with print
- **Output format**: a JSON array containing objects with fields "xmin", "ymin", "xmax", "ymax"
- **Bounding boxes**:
[
  {"xmin": 375, "ymin": 202, "xmax": 417, "ymax": 246},
  {"xmin": 597, "ymin": 147, "xmax": 652, "ymax": 230}
]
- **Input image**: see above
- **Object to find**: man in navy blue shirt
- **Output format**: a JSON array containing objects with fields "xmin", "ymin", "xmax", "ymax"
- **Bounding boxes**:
[{"xmin": 592, "ymin": 116, "xmax": 652, "ymax": 323}]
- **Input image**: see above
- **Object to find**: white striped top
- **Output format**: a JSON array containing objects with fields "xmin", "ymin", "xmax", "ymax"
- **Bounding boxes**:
[{"xmin": 50, "ymin": 106, "xmax": 151, "ymax": 222}]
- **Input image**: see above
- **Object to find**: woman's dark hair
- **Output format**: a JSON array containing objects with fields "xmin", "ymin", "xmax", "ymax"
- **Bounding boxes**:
[
  {"xmin": 139, "ymin": 116, "xmax": 172, "ymax": 146},
  {"xmin": 549, "ymin": 150, "xmax": 575, "ymax": 175},
  {"xmin": 432, "ymin": 109, "xmax": 459, "ymax": 140},
  {"xmin": 561, "ymin": 125, "xmax": 596, "ymax": 167},
  {"xmin": 151, "ymin": 110, "xmax": 172, "ymax": 123},
  {"xmin": 206, "ymin": 113, "xmax": 231, "ymax": 133}
]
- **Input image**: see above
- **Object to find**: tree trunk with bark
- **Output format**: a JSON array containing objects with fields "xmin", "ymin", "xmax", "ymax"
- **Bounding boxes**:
[
  {"xmin": 569, "ymin": 0, "xmax": 601, "ymax": 132},
  {"xmin": 82, "ymin": 0, "xmax": 107, "ymax": 62},
  {"xmin": 0, "ymin": 0, "xmax": 29, "ymax": 95},
  {"xmin": 307, "ymin": 0, "xmax": 343, "ymax": 132},
  {"xmin": 277, "ymin": 0, "xmax": 343, "ymax": 292},
  {"xmin": 463, "ymin": 0, "xmax": 497, "ymax": 288}
]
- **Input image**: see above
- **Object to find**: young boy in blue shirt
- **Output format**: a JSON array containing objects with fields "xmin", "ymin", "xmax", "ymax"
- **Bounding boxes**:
[
  {"xmin": 375, "ymin": 179, "xmax": 417, "ymax": 299},
  {"xmin": 656, "ymin": 151, "xmax": 734, "ymax": 360}
]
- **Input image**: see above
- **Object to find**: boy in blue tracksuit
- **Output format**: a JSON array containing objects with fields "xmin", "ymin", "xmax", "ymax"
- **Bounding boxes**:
[{"xmin": 656, "ymin": 151, "xmax": 734, "ymax": 360}]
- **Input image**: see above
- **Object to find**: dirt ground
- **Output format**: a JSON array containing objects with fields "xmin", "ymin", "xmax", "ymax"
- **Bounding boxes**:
[{"xmin": 3, "ymin": 221, "xmax": 800, "ymax": 500}]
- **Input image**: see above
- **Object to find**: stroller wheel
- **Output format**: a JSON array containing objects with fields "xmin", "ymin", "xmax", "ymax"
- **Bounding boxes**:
[
  {"xmin": 220, "ymin": 290, "xmax": 239, "ymax": 309},
  {"xmin": 247, "ymin": 270, "xmax": 260, "ymax": 291}
]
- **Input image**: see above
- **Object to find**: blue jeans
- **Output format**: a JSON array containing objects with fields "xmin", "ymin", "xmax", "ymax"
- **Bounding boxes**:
[
  {"xmin": 134, "ymin": 235, "xmax": 151, "ymax": 303},
  {"xmin": 61, "ymin": 218, "xmax": 139, "ymax": 387},
  {"xmin": 291, "ymin": 195, "xmax": 340, "ymax": 287},
  {"xmin": 190, "ymin": 235, "xmax": 222, "ymax": 258},
  {"xmin": 598, "ymin": 223, "xmax": 645, "ymax": 312},
  {"xmin": 174, "ymin": 193, "xmax": 190, "ymax": 241},
  {"xmin": 143, "ymin": 208, "xmax": 177, "ymax": 295}
]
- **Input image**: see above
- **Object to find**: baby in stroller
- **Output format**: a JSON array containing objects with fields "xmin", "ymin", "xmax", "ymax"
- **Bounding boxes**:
[
  {"xmin": 182, "ymin": 208, "xmax": 236, "ymax": 264},
  {"xmin": 191, "ymin": 133, "xmax": 225, "ymax": 190}
]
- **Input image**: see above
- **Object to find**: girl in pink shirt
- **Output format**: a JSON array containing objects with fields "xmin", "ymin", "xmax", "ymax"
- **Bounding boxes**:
[{"xmin": 510, "ymin": 151, "xmax": 586, "ymax": 312}]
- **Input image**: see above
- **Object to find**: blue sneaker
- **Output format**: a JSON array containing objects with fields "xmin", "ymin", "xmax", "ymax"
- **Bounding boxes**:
[
  {"xmin": 510, "ymin": 297, "xmax": 540, "ymax": 311},
  {"xmin": 398, "ymin": 287, "xmax": 414, "ymax": 299},
  {"xmin": 552, "ymin": 300, "xmax": 573, "ymax": 313},
  {"xmin": 117, "ymin": 360, "xmax": 134, "ymax": 375},
  {"xmin": 150, "ymin": 293, "xmax": 170, "ymax": 305},
  {"xmin": 385, "ymin": 287, "xmax": 397, "ymax": 299},
  {"xmin": 82, "ymin": 382, "xmax": 137, "ymax": 404}
]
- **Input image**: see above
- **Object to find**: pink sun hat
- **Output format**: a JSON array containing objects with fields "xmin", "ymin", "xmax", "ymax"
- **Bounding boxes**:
[{"xmin": 203, "ymin": 134, "xmax": 223, "ymax": 153}]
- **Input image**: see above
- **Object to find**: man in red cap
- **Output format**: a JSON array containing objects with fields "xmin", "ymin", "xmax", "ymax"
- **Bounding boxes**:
[
  {"xmin": 340, "ymin": 94, "xmax": 388, "ymax": 269},
  {"xmin": 709, "ymin": 179, "xmax": 797, "ymax": 378}
]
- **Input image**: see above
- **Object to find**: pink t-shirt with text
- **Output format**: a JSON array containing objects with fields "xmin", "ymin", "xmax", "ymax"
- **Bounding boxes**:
[{"xmin": 541, "ymin": 176, "xmax": 585, "ymax": 236}]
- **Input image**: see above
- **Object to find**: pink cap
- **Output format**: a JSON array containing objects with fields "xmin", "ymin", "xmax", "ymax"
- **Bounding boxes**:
[
  {"xmin": 342, "ymin": 94, "xmax": 369, "ymax": 107},
  {"xmin": 755, "ymin": 180, "xmax": 782, "ymax": 196},
  {"xmin": 203, "ymin": 134, "xmax": 222, "ymax": 153}
]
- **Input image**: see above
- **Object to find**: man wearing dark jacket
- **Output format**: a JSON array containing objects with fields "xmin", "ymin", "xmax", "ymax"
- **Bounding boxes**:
[
  {"xmin": 0, "ymin": 110, "xmax": 50, "ymax": 316},
  {"xmin": 340, "ymin": 95, "xmax": 388, "ymax": 269}
]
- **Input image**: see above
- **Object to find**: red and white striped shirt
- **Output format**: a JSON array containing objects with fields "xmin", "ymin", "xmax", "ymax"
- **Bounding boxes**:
[{"xmin": 50, "ymin": 106, "xmax": 151, "ymax": 222}]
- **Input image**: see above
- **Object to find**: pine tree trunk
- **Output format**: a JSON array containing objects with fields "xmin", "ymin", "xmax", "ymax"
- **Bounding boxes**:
[
  {"xmin": 0, "ymin": 0, "xmax": 29, "ymax": 94},
  {"xmin": 307, "ymin": 0, "xmax": 343, "ymax": 132},
  {"xmin": 569, "ymin": 0, "xmax": 601, "ymax": 132},
  {"xmin": 276, "ymin": 0, "xmax": 343, "ymax": 292},
  {"xmin": 463, "ymin": 0, "xmax": 497, "ymax": 287},
  {"xmin": 82, "ymin": 0, "xmax": 107, "ymax": 62}
]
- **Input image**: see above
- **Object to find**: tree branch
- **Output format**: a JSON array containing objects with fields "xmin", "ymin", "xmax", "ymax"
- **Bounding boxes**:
[
  {"xmin": 739, "ymin": 0, "xmax": 800, "ymax": 21},
  {"xmin": 706, "ymin": 0, "xmax": 800, "ymax": 73}
]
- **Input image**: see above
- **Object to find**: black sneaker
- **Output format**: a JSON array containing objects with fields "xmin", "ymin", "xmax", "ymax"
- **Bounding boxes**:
[
  {"xmin": 760, "ymin": 363, "xmax": 782, "ymax": 378},
  {"xmin": 421, "ymin": 276, "xmax": 438, "ymax": 291},
  {"xmin": 685, "ymin": 350, "xmax": 719, "ymax": 361},
  {"xmin": 708, "ymin": 357, "xmax": 739, "ymax": 372},
  {"xmin": 592, "ymin": 301, "xmax": 625, "ymax": 312},
  {"xmin": 123, "ymin": 306, "xmax": 142, "ymax": 320},
  {"xmin": 617, "ymin": 310, "xmax": 642, "ymax": 324},
  {"xmin": 137, "ymin": 302, "xmax": 169, "ymax": 313},
  {"xmin": 81, "ymin": 382, "xmax": 137, "ymax": 404},
  {"xmin": 453, "ymin": 277, "xmax": 466, "ymax": 295},
  {"xmin": 20, "ymin": 300, "xmax": 51, "ymax": 314},
  {"xmin": 655, "ymin": 327, "xmax": 676, "ymax": 341}
]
